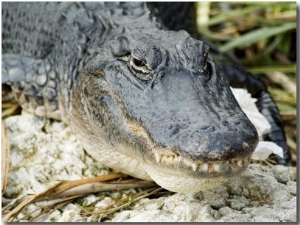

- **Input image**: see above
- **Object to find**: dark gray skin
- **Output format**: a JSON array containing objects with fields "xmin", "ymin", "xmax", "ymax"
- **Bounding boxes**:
[{"xmin": 2, "ymin": 3, "xmax": 258, "ymax": 192}]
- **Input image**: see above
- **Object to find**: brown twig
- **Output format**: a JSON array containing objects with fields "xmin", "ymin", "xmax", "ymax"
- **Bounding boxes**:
[{"xmin": 1, "ymin": 121, "xmax": 10, "ymax": 194}]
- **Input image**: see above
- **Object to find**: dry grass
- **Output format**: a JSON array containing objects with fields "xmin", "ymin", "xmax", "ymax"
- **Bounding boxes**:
[{"xmin": 2, "ymin": 173, "xmax": 160, "ymax": 222}]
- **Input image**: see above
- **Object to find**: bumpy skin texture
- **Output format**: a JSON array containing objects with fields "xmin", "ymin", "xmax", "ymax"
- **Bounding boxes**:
[
  {"xmin": 150, "ymin": 3, "xmax": 291, "ymax": 165},
  {"xmin": 1, "ymin": 3, "xmax": 289, "ymax": 191}
]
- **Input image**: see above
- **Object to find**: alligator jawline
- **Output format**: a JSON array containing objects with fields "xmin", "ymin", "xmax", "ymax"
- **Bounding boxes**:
[{"xmin": 152, "ymin": 152, "xmax": 251, "ymax": 175}]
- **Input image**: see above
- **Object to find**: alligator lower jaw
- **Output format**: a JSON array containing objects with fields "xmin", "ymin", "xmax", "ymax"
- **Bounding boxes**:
[
  {"xmin": 143, "ymin": 155, "xmax": 251, "ymax": 193},
  {"xmin": 144, "ymin": 165, "xmax": 228, "ymax": 193}
]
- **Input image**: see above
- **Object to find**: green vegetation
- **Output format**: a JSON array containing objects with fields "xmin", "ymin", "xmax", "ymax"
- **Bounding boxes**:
[{"xmin": 196, "ymin": 2, "xmax": 297, "ymax": 164}]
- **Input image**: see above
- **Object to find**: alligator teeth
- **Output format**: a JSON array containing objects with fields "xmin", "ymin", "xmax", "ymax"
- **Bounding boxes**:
[
  {"xmin": 231, "ymin": 160, "xmax": 238, "ymax": 169},
  {"xmin": 220, "ymin": 163, "xmax": 229, "ymax": 172},
  {"xmin": 199, "ymin": 163, "xmax": 208, "ymax": 172},
  {"xmin": 237, "ymin": 160, "xmax": 243, "ymax": 167},
  {"xmin": 192, "ymin": 163, "xmax": 198, "ymax": 171},
  {"xmin": 187, "ymin": 158, "xmax": 250, "ymax": 173},
  {"xmin": 153, "ymin": 151, "xmax": 250, "ymax": 173},
  {"xmin": 208, "ymin": 164, "xmax": 214, "ymax": 173},
  {"xmin": 213, "ymin": 163, "xmax": 221, "ymax": 172},
  {"xmin": 154, "ymin": 153, "xmax": 179, "ymax": 163},
  {"xmin": 154, "ymin": 153, "xmax": 162, "ymax": 163}
]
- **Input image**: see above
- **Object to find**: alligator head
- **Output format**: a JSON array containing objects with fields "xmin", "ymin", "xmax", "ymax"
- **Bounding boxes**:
[{"xmin": 77, "ymin": 29, "xmax": 258, "ymax": 193}]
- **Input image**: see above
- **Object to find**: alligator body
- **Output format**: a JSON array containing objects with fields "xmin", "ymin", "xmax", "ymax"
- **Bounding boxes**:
[{"xmin": 2, "ymin": 3, "xmax": 289, "ymax": 193}]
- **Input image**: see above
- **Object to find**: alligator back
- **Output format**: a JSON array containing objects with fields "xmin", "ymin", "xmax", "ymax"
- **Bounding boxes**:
[
  {"xmin": 3, "ymin": 3, "xmax": 155, "ymax": 57},
  {"xmin": 2, "ymin": 2, "xmax": 157, "ymax": 120}
]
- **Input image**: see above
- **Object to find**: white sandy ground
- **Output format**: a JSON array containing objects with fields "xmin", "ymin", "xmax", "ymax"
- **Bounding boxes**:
[{"xmin": 2, "ymin": 88, "xmax": 296, "ymax": 222}]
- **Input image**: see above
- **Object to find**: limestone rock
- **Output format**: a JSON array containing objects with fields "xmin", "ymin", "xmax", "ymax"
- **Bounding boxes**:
[{"xmin": 2, "ymin": 113, "xmax": 296, "ymax": 222}]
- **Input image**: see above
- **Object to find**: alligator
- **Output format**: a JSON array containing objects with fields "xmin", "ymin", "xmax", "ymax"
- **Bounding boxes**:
[{"xmin": 2, "ymin": 2, "xmax": 290, "ymax": 193}]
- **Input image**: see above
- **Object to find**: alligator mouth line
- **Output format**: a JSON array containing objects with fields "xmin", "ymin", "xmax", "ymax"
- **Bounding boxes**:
[{"xmin": 154, "ymin": 152, "xmax": 250, "ymax": 174}]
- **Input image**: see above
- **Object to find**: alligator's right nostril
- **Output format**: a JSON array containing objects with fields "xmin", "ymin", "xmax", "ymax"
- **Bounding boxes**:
[{"xmin": 221, "ymin": 120, "xmax": 237, "ymax": 131}]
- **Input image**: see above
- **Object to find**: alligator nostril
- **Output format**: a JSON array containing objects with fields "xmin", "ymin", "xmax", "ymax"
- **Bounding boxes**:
[
  {"xmin": 201, "ymin": 125, "xmax": 209, "ymax": 130},
  {"xmin": 235, "ymin": 121, "xmax": 241, "ymax": 125},
  {"xmin": 158, "ymin": 70, "xmax": 165, "ymax": 79},
  {"xmin": 221, "ymin": 120, "xmax": 238, "ymax": 131},
  {"xmin": 222, "ymin": 120, "xmax": 229, "ymax": 126},
  {"xmin": 169, "ymin": 123, "xmax": 180, "ymax": 137},
  {"xmin": 201, "ymin": 125, "xmax": 215, "ymax": 133}
]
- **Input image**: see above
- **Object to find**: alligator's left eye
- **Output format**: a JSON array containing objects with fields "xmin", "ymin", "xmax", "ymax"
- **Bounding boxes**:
[{"xmin": 129, "ymin": 56, "xmax": 150, "ymax": 74}]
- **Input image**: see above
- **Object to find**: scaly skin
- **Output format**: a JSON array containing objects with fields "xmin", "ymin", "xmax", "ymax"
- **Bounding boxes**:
[{"xmin": 2, "ymin": 3, "xmax": 265, "ymax": 193}]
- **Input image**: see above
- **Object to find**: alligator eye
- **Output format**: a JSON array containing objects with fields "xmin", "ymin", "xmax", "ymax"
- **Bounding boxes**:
[
  {"xmin": 132, "ymin": 58, "xmax": 143, "ymax": 67},
  {"xmin": 129, "ymin": 56, "xmax": 150, "ymax": 74},
  {"xmin": 203, "ymin": 61, "xmax": 212, "ymax": 82}
]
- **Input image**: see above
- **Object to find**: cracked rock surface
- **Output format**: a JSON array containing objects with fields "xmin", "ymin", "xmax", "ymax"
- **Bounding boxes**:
[
  {"xmin": 2, "ymin": 113, "xmax": 296, "ymax": 222},
  {"xmin": 112, "ymin": 164, "xmax": 296, "ymax": 222}
]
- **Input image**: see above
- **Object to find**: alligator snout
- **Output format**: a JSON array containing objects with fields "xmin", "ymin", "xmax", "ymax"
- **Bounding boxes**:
[
  {"xmin": 140, "ymin": 53, "xmax": 259, "ymax": 165},
  {"xmin": 146, "ymin": 104, "xmax": 258, "ymax": 169}
]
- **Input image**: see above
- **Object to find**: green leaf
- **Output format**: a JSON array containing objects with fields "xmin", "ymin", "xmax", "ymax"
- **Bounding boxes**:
[
  {"xmin": 220, "ymin": 22, "xmax": 296, "ymax": 52},
  {"xmin": 246, "ymin": 65, "xmax": 296, "ymax": 74}
]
